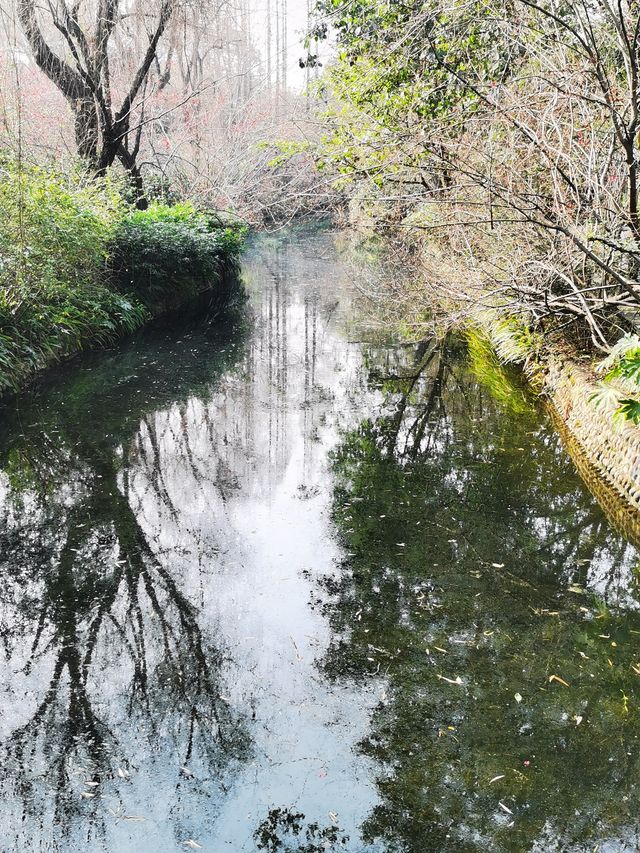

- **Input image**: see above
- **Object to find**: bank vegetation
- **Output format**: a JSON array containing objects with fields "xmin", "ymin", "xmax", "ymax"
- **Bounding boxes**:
[
  {"xmin": 304, "ymin": 0, "xmax": 640, "ymax": 425},
  {"xmin": 0, "ymin": 0, "xmax": 297, "ymax": 394},
  {"xmin": 0, "ymin": 163, "xmax": 244, "ymax": 394}
]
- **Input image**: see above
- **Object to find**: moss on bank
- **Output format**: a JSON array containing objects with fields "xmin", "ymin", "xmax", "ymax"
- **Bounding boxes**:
[
  {"xmin": 0, "ymin": 164, "xmax": 245, "ymax": 396},
  {"xmin": 465, "ymin": 326, "xmax": 534, "ymax": 416},
  {"xmin": 469, "ymin": 312, "xmax": 640, "ymax": 521}
]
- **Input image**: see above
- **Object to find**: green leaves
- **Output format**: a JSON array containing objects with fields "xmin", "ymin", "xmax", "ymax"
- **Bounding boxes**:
[
  {"xmin": 593, "ymin": 338, "xmax": 640, "ymax": 425},
  {"xmin": 617, "ymin": 398, "xmax": 640, "ymax": 424},
  {"xmin": 108, "ymin": 203, "xmax": 245, "ymax": 307},
  {"xmin": 0, "ymin": 163, "xmax": 143, "ymax": 392},
  {"xmin": 0, "ymin": 167, "xmax": 244, "ymax": 394},
  {"xmin": 610, "ymin": 349, "xmax": 640, "ymax": 385},
  {"xmin": 311, "ymin": 0, "xmax": 506, "ymax": 208}
]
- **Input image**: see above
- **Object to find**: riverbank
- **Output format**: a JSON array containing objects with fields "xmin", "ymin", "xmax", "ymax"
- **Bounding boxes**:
[
  {"xmin": 0, "ymin": 164, "xmax": 245, "ymax": 397},
  {"xmin": 338, "ymin": 224, "xmax": 640, "ymax": 522},
  {"xmin": 533, "ymin": 344, "xmax": 640, "ymax": 520},
  {"xmin": 458, "ymin": 293, "xmax": 640, "ymax": 523},
  {"xmin": 451, "ymin": 289, "xmax": 640, "ymax": 526},
  {"xmin": 480, "ymin": 318, "xmax": 640, "ymax": 526}
]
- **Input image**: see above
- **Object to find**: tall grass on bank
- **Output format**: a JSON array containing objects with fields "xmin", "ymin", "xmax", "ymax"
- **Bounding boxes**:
[{"xmin": 0, "ymin": 163, "xmax": 245, "ymax": 395}]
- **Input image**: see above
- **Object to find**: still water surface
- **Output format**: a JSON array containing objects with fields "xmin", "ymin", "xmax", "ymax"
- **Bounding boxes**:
[{"xmin": 0, "ymin": 231, "xmax": 640, "ymax": 852}]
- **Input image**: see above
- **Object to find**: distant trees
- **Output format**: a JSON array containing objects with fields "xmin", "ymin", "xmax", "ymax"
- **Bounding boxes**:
[
  {"xmin": 2, "ymin": 0, "xmax": 323, "ymax": 222},
  {"xmin": 17, "ymin": 0, "xmax": 176, "ymax": 196}
]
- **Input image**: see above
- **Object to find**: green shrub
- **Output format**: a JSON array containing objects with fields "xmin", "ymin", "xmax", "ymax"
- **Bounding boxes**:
[
  {"xmin": 0, "ymin": 161, "xmax": 124, "ymax": 285},
  {"xmin": 0, "ymin": 284, "xmax": 146, "ymax": 389},
  {"xmin": 109, "ymin": 202, "xmax": 246, "ymax": 306},
  {"xmin": 0, "ymin": 162, "xmax": 148, "ymax": 392},
  {"xmin": 0, "ymin": 167, "xmax": 246, "ymax": 394},
  {"xmin": 592, "ymin": 335, "xmax": 640, "ymax": 424}
]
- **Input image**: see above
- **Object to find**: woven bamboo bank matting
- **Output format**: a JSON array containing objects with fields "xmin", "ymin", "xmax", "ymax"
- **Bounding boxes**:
[{"xmin": 540, "ymin": 353, "xmax": 640, "ymax": 548}]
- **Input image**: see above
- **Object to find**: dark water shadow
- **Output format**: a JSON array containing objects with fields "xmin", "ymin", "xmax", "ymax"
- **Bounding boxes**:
[{"xmin": 322, "ymin": 331, "xmax": 640, "ymax": 853}]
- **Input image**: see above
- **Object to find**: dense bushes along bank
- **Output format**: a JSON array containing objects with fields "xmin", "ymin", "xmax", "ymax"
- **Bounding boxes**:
[{"xmin": 0, "ymin": 163, "xmax": 245, "ymax": 395}]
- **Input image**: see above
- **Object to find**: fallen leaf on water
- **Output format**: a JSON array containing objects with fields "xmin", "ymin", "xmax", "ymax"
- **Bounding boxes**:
[
  {"xmin": 489, "ymin": 775, "xmax": 505, "ymax": 784},
  {"xmin": 437, "ymin": 675, "xmax": 463, "ymax": 685},
  {"xmin": 548, "ymin": 675, "xmax": 570, "ymax": 687},
  {"xmin": 290, "ymin": 636, "xmax": 303, "ymax": 662},
  {"xmin": 498, "ymin": 802, "xmax": 513, "ymax": 815}
]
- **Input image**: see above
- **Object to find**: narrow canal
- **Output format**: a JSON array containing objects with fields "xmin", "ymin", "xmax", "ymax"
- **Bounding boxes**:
[{"xmin": 0, "ymin": 230, "xmax": 639, "ymax": 852}]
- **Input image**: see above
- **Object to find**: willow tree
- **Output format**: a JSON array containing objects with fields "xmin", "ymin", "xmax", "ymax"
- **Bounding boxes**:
[{"xmin": 17, "ymin": 0, "xmax": 176, "ymax": 194}]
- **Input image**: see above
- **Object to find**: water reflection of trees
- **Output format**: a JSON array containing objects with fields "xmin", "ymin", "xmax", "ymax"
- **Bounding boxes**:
[
  {"xmin": 327, "ymin": 333, "xmax": 640, "ymax": 852},
  {"xmin": 359, "ymin": 333, "xmax": 637, "ymax": 592},
  {"xmin": 0, "ymin": 296, "xmax": 250, "ymax": 846}
]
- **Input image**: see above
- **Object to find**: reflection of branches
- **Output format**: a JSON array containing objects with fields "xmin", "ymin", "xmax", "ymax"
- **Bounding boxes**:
[
  {"xmin": 135, "ymin": 415, "xmax": 181, "ymax": 522},
  {"xmin": 0, "ymin": 295, "xmax": 250, "ymax": 843},
  {"xmin": 0, "ymin": 459, "xmax": 244, "ymax": 839},
  {"xmin": 355, "ymin": 330, "xmax": 638, "ymax": 589},
  {"xmin": 366, "ymin": 333, "xmax": 457, "ymax": 461},
  {"xmin": 382, "ymin": 340, "xmax": 442, "ymax": 458},
  {"xmin": 327, "ymin": 333, "xmax": 640, "ymax": 853},
  {"xmin": 1, "ymin": 509, "xmax": 115, "ymax": 835}
]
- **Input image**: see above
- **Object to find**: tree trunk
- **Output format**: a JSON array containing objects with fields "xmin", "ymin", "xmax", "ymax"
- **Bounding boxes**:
[{"xmin": 73, "ymin": 97, "xmax": 101, "ymax": 165}]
